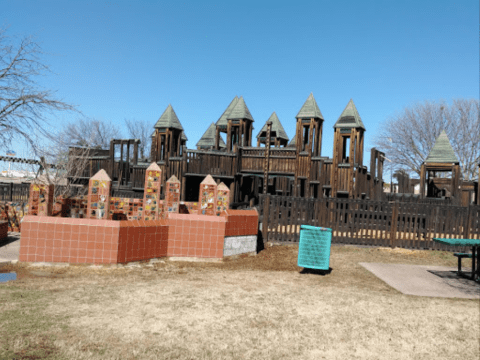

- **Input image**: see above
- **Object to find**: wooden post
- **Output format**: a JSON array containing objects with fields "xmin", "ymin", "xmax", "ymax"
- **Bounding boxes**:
[
  {"xmin": 263, "ymin": 121, "xmax": 272, "ymax": 195},
  {"xmin": 109, "ymin": 140, "xmax": 115, "ymax": 178},
  {"xmin": 181, "ymin": 146, "xmax": 187, "ymax": 201},
  {"xmin": 463, "ymin": 205, "xmax": 471, "ymax": 239},
  {"xmin": 214, "ymin": 126, "xmax": 220, "ymax": 150},
  {"xmin": 419, "ymin": 164, "xmax": 426, "ymax": 198},
  {"xmin": 9, "ymin": 182, "xmax": 13, "ymax": 202},
  {"xmin": 226, "ymin": 121, "xmax": 232, "ymax": 152},
  {"xmin": 263, "ymin": 195, "xmax": 270, "ymax": 244},
  {"xmin": 370, "ymin": 148, "xmax": 377, "ymax": 199},
  {"xmin": 389, "ymin": 201, "xmax": 399, "ymax": 248},
  {"xmin": 133, "ymin": 140, "xmax": 139, "ymax": 165}
]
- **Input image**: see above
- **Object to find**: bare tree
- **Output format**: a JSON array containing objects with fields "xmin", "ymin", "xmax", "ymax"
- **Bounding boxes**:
[
  {"xmin": 124, "ymin": 118, "xmax": 151, "ymax": 161},
  {"xmin": 58, "ymin": 117, "xmax": 121, "ymax": 150},
  {"xmin": 0, "ymin": 28, "xmax": 76, "ymax": 151},
  {"xmin": 374, "ymin": 99, "xmax": 480, "ymax": 180}
]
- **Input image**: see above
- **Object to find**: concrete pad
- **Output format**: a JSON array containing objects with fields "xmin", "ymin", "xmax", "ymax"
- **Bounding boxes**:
[{"xmin": 360, "ymin": 262, "xmax": 480, "ymax": 299}]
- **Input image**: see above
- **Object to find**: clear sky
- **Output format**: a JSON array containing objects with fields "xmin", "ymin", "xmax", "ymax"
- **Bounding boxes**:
[{"xmin": 2, "ymin": 0, "xmax": 478, "ymax": 167}]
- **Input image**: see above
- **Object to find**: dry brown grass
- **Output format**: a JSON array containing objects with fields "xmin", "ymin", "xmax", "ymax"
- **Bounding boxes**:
[{"xmin": 0, "ymin": 245, "xmax": 479, "ymax": 360}]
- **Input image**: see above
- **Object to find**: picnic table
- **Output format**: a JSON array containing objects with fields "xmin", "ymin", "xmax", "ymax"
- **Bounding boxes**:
[{"xmin": 432, "ymin": 238, "xmax": 480, "ymax": 281}]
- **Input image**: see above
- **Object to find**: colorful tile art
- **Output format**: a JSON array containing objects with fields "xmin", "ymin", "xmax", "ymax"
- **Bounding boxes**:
[
  {"xmin": 0, "ymin": 202, "xmax": 27, "ymax": 232},
  {"xmin": 69, "ymin": 196, "xmax": 88, "ymax": 218},
  {"xmin": 142, "ymin": 163, "xmax": 162, "ymax": 220},
  {"xmin": 28, "ymin": 183, "xmax": 54, "ymax": 216},
  {"xmin": 179, "ymin": 202, "xmax": 198, "ymax": 214},
  {"xmin": 109, "ymin": 197, "xmax": 144, "ymax": 220},
  {"xmin": 164, "ymin": 175, "xmax": 181, "ymax": 215},
  {"xmin": 216, "ymin": 182, "xmax": 230, "ymax": 215},
  {"xmin": 198, "ymin": 175, "xmax": 217, "ymax": 216},
  {"xmin": 87, "ymin": 169, "xmax": 111, "ymax": 220}
]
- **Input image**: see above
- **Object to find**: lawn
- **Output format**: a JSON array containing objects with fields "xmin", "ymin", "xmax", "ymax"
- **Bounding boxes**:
[{"xmin": 0, "ymin": 245, "xmax": 479, "ymax": 360}]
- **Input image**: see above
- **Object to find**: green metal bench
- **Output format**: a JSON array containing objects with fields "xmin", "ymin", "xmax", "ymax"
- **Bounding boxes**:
[
  {"xmin": 453, "ymin": 252, "xmax": 473, "ymax": 276},
  {"xmin": 433, "ymin": 238, "xmax": 480, "ymax": 281}
]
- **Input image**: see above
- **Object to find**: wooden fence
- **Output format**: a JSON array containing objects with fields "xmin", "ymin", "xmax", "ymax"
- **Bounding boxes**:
[
  {"xmin": 258, "ymin": 195, "xmax": 479, "ymax": 252},
  {"xmin": 0, "ymin": 183, "xmax": 30, "ymax": 202}
]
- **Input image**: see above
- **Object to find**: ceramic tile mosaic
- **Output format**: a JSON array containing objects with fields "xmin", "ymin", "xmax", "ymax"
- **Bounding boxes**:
[
  {"xmin": 68, "ymin": 196, "xmax": 88, "ymax": 218},
  {"xmin": 179, "ymin": 201, "xmax": 198, "ymax": 214},
  {"xmin": 142, "ymin": 163, "xmax": 162, "ymax": 220},
  {"xmin": 198, "ymin": 175, "xmax": 217, "ymax": 216},
  {"xmin": 87, "ymin": 170, "xmax": 111, "ymax": 220},
  {"xmin": 28, "ymin": 183, "xmax": 54, "ymax": 216},
  {"xmin": 164, "ymin": 175, "xmax": 181, "ymax": 215},
  {"xmin": 215, "ymin": 182, "xmax": 230, "ymax": 216},
  {"xmin": 109, "ymin": 197, "xmax": 143, "ymax": 220},
  {"xmin": 0, "ymin": 202, "xmax": 27, "ymax": 232}
]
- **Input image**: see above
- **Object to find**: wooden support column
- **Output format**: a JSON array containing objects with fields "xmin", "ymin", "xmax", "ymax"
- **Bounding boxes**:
[
  {"xmin": 294, "ymin": 119, "xmax": 302, "ymax": 197},
  {"xmin": 263, "ymin": 121, "xmax": 272, "ymax": 195},
  {"xmin": 348, "ymin": 129, "xmax": 356, "ymax": 198},
  {"xmin": 331, "ymin": 129, "xmax": 340, "ymax": 197},
  {"xmin": 226, "ymin": 121, "xmax": 232, "ymax": 152},
  {"xmin": 370, "ymin": 148, "xmax": 377, "ymax": 199},
  {"xmin": 214, "ymin": 126, "xmax": 220, "ymax": 150},
  {"xmin": 181, "ymin": 146, "xmax": 187, "ymax": 201},
  {"xmin": 109, "ymin": 140, "xmax": 115, "ymax": 179},
  {"xmin": 420, "ymin": 164, "xmax": 426, "ymax": 198},
  {"xmin": 133, "ymin": 140, "xmax": 139, "ymax": 165}
]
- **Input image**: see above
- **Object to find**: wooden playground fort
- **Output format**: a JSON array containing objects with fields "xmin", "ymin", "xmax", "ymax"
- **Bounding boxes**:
[{"xmin": 70, "ymin": 94, "xmax": 389, "ymax": 204}]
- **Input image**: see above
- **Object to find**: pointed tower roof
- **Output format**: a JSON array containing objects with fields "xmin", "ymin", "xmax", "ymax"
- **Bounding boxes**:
[
  {"xmin": 216, "ymin": 96, "xmax": 239, "ymax": 127},
  {"xmin": 334, "ymin": 99, "xmax": 366, "ymax": 130},
  {"xmin": 256, "ymin": 112, "xmax": 289, "ymax": 141},
  {"xmin": 425, "ymin": 130, "xmax": 459, "ymax": 164},
  {"xmin": 217, "ymin": 182, "xmax": 229, "ymax": 192},
  {"xmin": 296, "ymin": 93, "xmax": 324, "ymax": 120},
  {"xmin": 196, "ymin": 123, "xmax": 226, "ymax": 148},
  {"xmin": 227, "ymin": 96, "xmax": 254, "ymax": 121},
  {"xmin": 287, "ymin": 135, "xmax": 296, "ymax": 147},
  {"xmin": 146, "ymin": 162, "xmax": 161, "ymax": 172},
  {"xmin": 154, "ymin": 104, "xmax": 184, "ymax": 131},
  {"xmin": 166, "ymin": 175, "xmax": 180, "ymax": 183},
  {"xmin": 200, "ymin": 174, "xmax": 217, "ymax": 185},
  {"xmin": 91, "ymin": 169, "xmax": 111, "ymax": 181}
]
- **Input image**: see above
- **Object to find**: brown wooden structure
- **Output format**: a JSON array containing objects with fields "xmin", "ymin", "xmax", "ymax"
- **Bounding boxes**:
[{"xmin": 68, "ymin": 94, "xmax": 386, "ymax": 204}]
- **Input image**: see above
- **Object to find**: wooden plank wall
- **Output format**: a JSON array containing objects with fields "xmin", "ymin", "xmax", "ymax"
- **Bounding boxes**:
[{"xmin": 258, "ymin": 194, "xmax": 479, "ymax": 251}]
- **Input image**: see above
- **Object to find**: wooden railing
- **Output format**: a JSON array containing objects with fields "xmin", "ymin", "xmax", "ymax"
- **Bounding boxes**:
[
  {"xmin": 259, "ymin": 194, "xmax": 480, "ymax": 250},
  {"xmin": 186, "ymin": 150, "xmax": 237, "ymax": 177},
  {"xmin": 0, "ymin": 182, "xmax": 30, "ymax": 202},
  {"xmin": 241, "ymin": 147, "xmax": 297, "ymax": 174}
]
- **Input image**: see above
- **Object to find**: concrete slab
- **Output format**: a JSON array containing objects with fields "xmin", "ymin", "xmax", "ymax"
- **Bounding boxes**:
[
  {"xmin": 360, "ymin": 262, "xmax": 480, "ymax": 299},
  {"xmin": 0, "ymin": 233, "xmax": 20, "ymax": 266}
]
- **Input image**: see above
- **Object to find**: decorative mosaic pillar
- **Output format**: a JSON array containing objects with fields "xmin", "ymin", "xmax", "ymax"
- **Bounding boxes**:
[
  {"xmin": 164, "ymin": 175, "xmax": 181, "ymax": 215},
  {"xmin": 87, "ymin": 169, "xmax": 111, "ymax": 220},
  {"xmin": 216, "ymin": 182, "xmax": 230, "ymax": 215},
  {"xmin": 142, "ymin": 163, "xmax": 162, "ymax": 220},
  {"xmin": 198, "ymin": 175, "xmax": 217, "ymax": 216},
  {"xmin": 28, "ymin": 183, "xmax": 54, "ymax": 216}
]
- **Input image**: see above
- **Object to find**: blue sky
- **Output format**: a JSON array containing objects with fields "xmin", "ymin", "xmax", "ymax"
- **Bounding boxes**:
[{"xmin": 2, "ymin": 0, "xmax": 478, "ymax": 167}]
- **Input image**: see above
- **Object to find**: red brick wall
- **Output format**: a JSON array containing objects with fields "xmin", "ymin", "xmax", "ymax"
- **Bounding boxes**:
[
  {"xmin": 19, "ymin": 216, "xmax": 168, "ymax": 264},
  {"xmin": 117, "ymin": 220, "xmax": 168, "ymax": 263},
  {"xmin": 166, "ymin": 214, "xmax": 226, "ymax": 258},
  {"xmin": 223, "ymin": 209, "xmax": 259, "ymax": 237}
]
